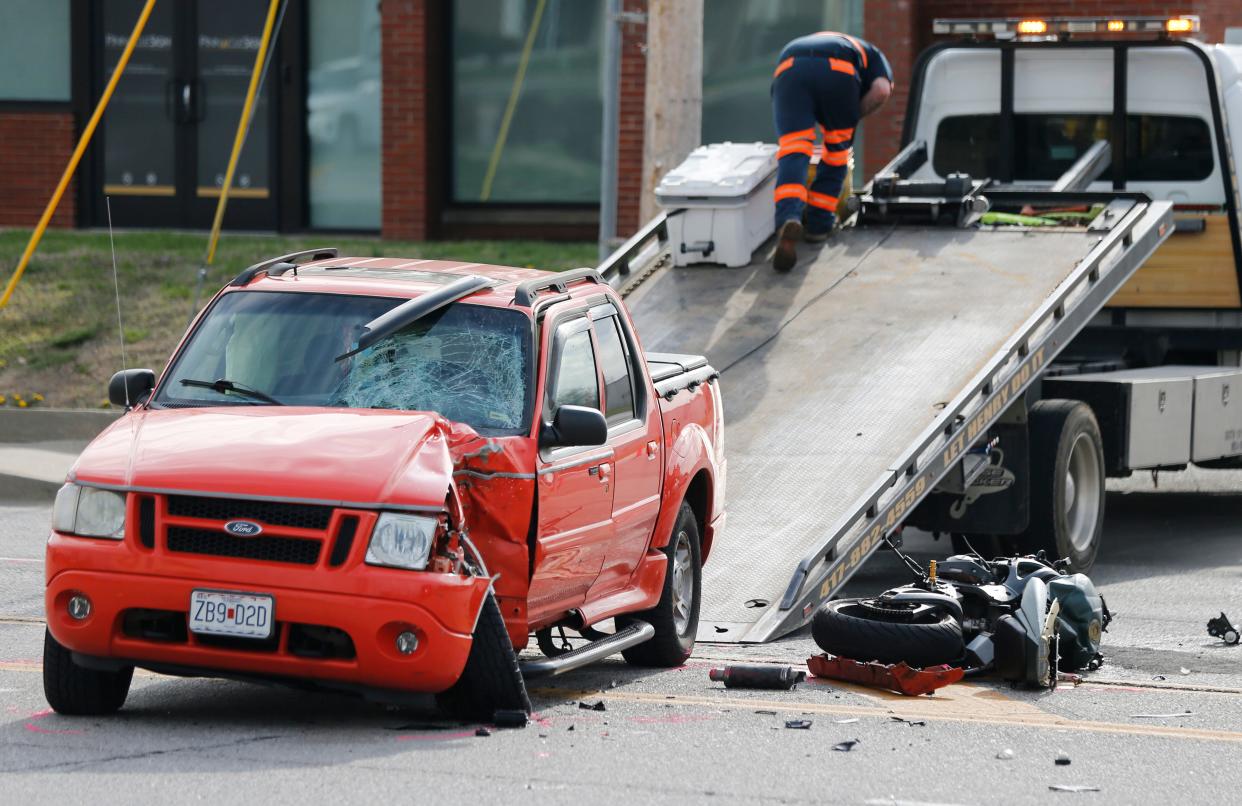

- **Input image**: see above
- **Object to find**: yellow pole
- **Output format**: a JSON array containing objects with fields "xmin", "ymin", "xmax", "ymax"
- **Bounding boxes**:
[
  {"xmin": 204, "ymin": 0, "xmax": 280, "ymax": 267},
  {"xmin": 0, "ymin": 0, "xmax": 158, "ymax": 310},
  {"xmin": 480, "ymin": 0, "xmax": 547, "ymax": 201}
]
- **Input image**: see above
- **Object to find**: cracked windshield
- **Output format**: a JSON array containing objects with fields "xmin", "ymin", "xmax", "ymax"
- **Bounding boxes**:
[{"xmin": 156, "ymin": 291, "xmax": 531, "ymax": 433}]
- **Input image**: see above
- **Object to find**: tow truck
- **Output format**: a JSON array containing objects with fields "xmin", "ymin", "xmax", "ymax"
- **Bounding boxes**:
[{"xmin": 597, "ymin": 14, "xmax": 1240, "ymax": 644}]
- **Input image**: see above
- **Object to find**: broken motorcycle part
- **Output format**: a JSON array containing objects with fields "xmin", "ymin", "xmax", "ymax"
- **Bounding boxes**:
[
  {"xmin": 709, "ymin": 664, "xmax": 807, "ymax": 690},
  {"xmin": 1207, "ymin": 612, "xmax": 1240, "ymax": 645},
  {"xmin": 806, "ymin": 654, "xmax": 964, "ymax": 696}
]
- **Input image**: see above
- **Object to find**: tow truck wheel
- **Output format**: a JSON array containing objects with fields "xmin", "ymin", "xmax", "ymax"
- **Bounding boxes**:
[
  {"xmin": 1019, "ymin": 400, "xmax": 1106, "ymax": 572},
  {"xmin": 42, "ymin": 629, "xmax": 133, "ymax": 716},
  {"xmin": 436, "ymin": 593, "xmax": 531, "ymax": 721},
  {"xmin": 618, "ymin": 502, "xmax": 702, "ymax": 667}
]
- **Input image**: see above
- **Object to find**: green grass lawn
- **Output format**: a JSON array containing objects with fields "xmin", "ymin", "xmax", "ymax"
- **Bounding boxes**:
[{"xmin": 0, "ymin": 229, "xmax": 596, "ymax": 409}]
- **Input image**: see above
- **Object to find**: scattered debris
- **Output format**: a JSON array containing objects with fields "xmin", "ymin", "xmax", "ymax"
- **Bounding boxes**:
[
  {"xmin": 579, "ymin": 701, "xmax": 607, "ymax": 712},
  {"xmin": 996, "ymin": 748, "xmax": 1015, "ymax": 760},
  {"xmin": 807, "ymin": 654, "xmax": 963, "ymax": 696},
  {"xmin": 710, "ymin": 664, "xmax": 807, "ymax": 690},
  {"xmin": 475, "ymin": 727, "xmax": 491, "ymax": 737},
  {"xmin": 889, "ymin": 716, "xmax": 927, "ymax": 727},
  {"xmin": 832, "ymin": 739, "xmax": 860, "ymax": 752},
  {"xmin": 1152, "ymin": 675, "xmax": 1166, "ymax": 681},
  {"xmin": 1049, "ymin": 785, "xmax": 1100, "ymax": 793},
  {"xmin": 567, "ymin": 725, "xmax": 575, "ymax": 732},
  {"xmin": 834, "ymin": 718, "xmax": 860, "ymax": 724},
  {"xmin": 493, "ymin": 709, "xmax": 528, "ymax": 728},
  {"xmin": 784, "ymin": 720, "xmax": 813, "ymax": 729},
  {"xmin": 1180, "ymin": 667, "xmax": 1192, "ymax": 676},
  {"xmin": 754, "ymin": 710, "xmax": 778, "ymax": 716},
  {"xmin": 1057, "ymin": 672, "xmax": 1083, "ymax": 685},
  {"xmin": 1208, "ymin": 613, "xmax": 1240, "ymax": 645},
  {"xmin": 609, "ymin": 680, "xmax": 620, "ymax": 688},
  {"xmin": 1055, "ymin": 752, "xmax": 1072, "ymax": 766},
  {"xmin": 1131, "ymin": 711, "xmax": 1194, "ymax": 719}
]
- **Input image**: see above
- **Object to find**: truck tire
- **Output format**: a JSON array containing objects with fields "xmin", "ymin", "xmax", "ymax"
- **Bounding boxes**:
[
  {"xmin": 436, "ymin": 593, "xmax": 531, "ymax": 721},
  {"xmin": 43, "ymin": 629, "xmax": 133, "ymax": 716},
  {"xmin": 618, "ymin": 502, "xmax": 701, "ymax": 667},
  {"xmin": 812, "ymin": 600, "xmax": 964, "ymax": 668},
  {"xmin": 1019, "ymin": 400, "xmax": 1105, "ymax": 572}
]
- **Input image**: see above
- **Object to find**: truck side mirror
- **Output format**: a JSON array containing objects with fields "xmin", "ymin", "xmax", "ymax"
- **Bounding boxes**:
[
  {"xmin": 108, "ymin": 369, "xmax": 156, "ymax": 409},
  {"xmin": 540, "ymin": 405, "xmax": 608, "ymax": 450}
]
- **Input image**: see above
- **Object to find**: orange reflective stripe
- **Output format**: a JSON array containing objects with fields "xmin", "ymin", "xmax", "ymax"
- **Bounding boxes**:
[
  {"xmin": 829, "ymin": 58, "xmax": 855, "ymax": 76},
  {"xmin": 778, "ymin": 128, "xmax": 816, "ymax": 145},
  {"xmin": 815, "ymin": 31, "xmax": 868, "ymax": 68},
  {"xmin": 821, "ymin": 127, "xmax": 854, "ymax": 144},
  {"xmin": 807, "ymin": 191, "xmax": 838, "ymax": 212},
  {"xmin": 773, "ymin": 56, "xmax": 794, "ymax": 79},
  {"xmin": 821, "ymin": 148, "xmax": 851, "ymax": 166},
  {"xmin": 774, "ymin": 183, "xmax": 809, "ymax": 202},
  {"xmin": 777, "ymin": 141, "xmax": 815, "ymax": 159}
]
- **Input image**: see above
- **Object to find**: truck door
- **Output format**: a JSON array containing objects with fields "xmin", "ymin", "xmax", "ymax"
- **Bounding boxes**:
[
  {"xmin": 586, "ymin": 303, "xmax": 663, "ymax": 595},
  {"xmin": 528, "ymin": 313, "xmax": 614, "ymax": 618}
]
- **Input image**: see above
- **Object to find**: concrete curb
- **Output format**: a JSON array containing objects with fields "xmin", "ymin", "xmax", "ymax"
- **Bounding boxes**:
[
  {"xmin": 0, "ymin": 409, "xmax": 120, "ymax": 443},
  {"xmin": 0, "ymin": 473, "xmax": 60, "ymax": 503}
]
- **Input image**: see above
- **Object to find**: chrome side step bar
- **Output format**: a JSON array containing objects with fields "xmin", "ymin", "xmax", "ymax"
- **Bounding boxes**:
[{"xmin": 519, "ymin": 621, "xmax": 655, "ymax": 680}]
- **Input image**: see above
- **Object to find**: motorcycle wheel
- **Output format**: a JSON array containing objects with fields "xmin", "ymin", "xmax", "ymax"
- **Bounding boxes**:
[{"xmin": 812, "ymin": 599, "xmax": 964, "ymax": 668}]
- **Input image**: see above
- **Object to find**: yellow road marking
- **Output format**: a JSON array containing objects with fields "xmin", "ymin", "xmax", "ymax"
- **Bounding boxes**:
[{"xmin": 540, "ymin": 686, "xmax": 1242, "ymax": 744}]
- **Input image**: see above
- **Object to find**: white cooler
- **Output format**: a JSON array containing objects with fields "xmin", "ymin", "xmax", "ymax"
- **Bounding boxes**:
[{"xmin": 655, "ymin": 142, "xmax": 778, "ymax": 267}]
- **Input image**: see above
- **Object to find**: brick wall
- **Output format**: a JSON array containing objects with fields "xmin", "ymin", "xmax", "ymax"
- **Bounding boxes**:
[
  {"xmin": 0, "ymin": 112, "xmax": 76, "ymax": 228},
  {"xmin": 863, "ymin": 0, "xmax": 1240, "ymax": 179},
  {"xmin": 615, "ymin": 0, "xmax": 648, "ymax": 239},
  {"xmin": 381, "ymin": 0, "xmax": 436, "ymax": 241}
]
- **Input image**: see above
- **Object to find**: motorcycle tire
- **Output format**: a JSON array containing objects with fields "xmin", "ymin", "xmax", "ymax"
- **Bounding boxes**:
[{"xmin": 812, "ymin": 599, "xmax": 964, "ymax": 668}]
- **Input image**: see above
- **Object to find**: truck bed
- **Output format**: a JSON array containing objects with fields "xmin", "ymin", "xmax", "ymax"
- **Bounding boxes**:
[{"xmin": 617, "ymin": 201, "xmax": 1172, "ymax": 642}]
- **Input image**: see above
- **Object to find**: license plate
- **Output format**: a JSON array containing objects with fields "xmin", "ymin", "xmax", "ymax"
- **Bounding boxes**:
[{"xmin": 189, "ymin": 589, "xmax": 274, "ymax": 639}]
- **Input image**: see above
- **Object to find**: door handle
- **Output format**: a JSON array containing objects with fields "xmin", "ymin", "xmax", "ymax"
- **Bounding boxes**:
[
  {"xmin": 647, "ymin": 440, "xmax": 658, "ymax": 460},
  {"xmin": 598, "ymin": 462, "xmax": 612, "ymax": 483}
]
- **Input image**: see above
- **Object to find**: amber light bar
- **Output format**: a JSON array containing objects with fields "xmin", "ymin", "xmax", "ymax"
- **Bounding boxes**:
[{"xmin": 933, "ymin": 15, "xmax": 1200, "ymax": 37}]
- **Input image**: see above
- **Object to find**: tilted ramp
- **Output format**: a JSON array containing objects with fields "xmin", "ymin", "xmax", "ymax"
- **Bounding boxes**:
[{"xmin": 602, "ymin": 197, "xmax": 1172, "ymax": 643}]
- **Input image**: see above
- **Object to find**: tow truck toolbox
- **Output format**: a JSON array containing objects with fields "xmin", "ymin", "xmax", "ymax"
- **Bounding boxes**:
[{"xmin": 43, "ymin": 252, "xmax": 724, "ymax": 718}]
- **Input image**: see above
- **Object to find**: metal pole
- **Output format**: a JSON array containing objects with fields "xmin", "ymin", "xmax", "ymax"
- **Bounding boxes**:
[
  {"xmin": 0, "ymin": 0, "xmax": 158, "ymax": 311},
  {"xmin": 204, "ymin": 0, "xmax": 281, "ymax": 267},
  {"xmin": 598, "ymin": 0, "xmax": 621, "ymax": 261}
]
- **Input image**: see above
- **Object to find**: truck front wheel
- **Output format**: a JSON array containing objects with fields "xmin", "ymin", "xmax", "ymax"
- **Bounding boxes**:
[
  {"xmin": 618, "ymin": 502, "xmax": 702, "ymax": 667},
  {"xmin": 43, "ymin": 629, "xmax": 133, "ymax": 715},
  {"xmin": 1019, "ymin": 400, "xmax": 1106, "ymax": 572},
  {"xmin": 436, "ymin": 593, "xmax": 531, "ymax": 721}
]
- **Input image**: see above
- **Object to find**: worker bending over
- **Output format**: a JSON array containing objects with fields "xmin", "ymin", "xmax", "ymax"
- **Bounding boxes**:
[{"xmin": 771, "ymin": 32, "xmax": 893, "ymax": 272}]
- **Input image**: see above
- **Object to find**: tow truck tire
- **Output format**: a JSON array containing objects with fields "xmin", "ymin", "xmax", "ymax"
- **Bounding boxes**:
[
  {"xmin": 812, "ymin": 600, "xmax": 964, "ymax": 668},
  {"xmin": 1019, "ymin": 400, "xmax": 1106, "ymax": 572},
  {"xmin": 618, "ymin": 502, "xmax": 701, "ymax": 667},
  {"xmin": 436, "ymin": 593, "xmax": 531, "ymax": 721},
  {"xmin": 43, "ymin": 629, "xmax": 133, "ymax": 715}
]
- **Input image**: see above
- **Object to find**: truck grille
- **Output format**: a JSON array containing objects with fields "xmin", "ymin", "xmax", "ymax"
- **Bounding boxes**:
[
  {"xmin": 166, "ymin": 495, "xmax": 333, "ymax": 531},
  {"xmin": 167, "ymin": 526, "xmax": 321, "ymax": 565}
]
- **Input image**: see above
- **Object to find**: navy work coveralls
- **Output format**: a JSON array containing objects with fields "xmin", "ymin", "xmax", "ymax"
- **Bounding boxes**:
[{"xmin": 771, "ymin": 32, "xmax": 892, "ymax": 233}]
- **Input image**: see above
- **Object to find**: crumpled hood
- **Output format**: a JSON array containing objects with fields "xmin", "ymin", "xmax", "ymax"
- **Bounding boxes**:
[{"xmin": 71, "ymin": 407, "xmax": 458, "ymax": 507}]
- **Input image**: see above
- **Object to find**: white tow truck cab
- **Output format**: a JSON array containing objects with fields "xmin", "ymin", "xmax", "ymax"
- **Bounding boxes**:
[{"xmin": 902, "ymin": 16, "xmax": 1242, "ymax": 495}]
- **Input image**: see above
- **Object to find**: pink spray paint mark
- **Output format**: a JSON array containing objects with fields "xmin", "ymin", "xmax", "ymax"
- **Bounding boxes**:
[{"xmin": 24, "ymin": 709, "xmax": 84, "ymax": 735}]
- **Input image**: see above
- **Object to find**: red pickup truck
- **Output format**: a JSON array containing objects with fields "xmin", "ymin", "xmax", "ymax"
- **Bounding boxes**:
[{"xmin": 43, "ymin": 250, "xmax": 725, "ymax": 719}]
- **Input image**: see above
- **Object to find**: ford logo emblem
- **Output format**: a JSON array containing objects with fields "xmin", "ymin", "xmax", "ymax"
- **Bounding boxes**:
[{"xmin": 224, "ymin": 520, "xmax": 263, "ymax": 537}]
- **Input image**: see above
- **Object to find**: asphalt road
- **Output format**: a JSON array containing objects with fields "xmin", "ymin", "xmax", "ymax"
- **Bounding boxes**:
[{"xmin": 2, "ymin": 470, "xmax": 1240, "ymax": 805}]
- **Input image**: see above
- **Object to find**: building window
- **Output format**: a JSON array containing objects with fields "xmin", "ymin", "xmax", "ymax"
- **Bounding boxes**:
[
  {"xmin": 307, "ymin": 0, "xmax": 382, "ymax": 229},
  {"xmin": 702, "ymin": 1, "xmax": 863, "ymax": 143},
  {"xmin": 451, "ymin": 0, "xmax": 603, "ymax": 204},
  {"xmin": 0, "ymin": 0, "xmax": 70, "ymax": 101}
]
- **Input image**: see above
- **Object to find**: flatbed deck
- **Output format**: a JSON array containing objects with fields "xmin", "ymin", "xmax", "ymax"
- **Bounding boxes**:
[{"xmin": 610, "ymin": 198, "xmax": 1172, "ymax": 642}]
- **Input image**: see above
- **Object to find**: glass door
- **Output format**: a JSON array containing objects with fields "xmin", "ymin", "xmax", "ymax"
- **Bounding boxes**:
[{"xmin": 94, "ymin": 0, "xmax": 277, "ymax": 230}]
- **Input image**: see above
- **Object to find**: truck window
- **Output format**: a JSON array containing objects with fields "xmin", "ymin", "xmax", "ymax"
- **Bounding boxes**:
[
  {"xmin": 933, "ymin": 113, "xmax": 1213, "ymax": 182},
  {"xmin": 594, "ymin": 314, "xmax": 636, "ymax": 426},
  {"xmin": 551, "ymin": 328, "xmax": 600, "ymax": 413},
  {"xmin": 155, "ymin": 291, "xmax": 533, "ymax": 435}
]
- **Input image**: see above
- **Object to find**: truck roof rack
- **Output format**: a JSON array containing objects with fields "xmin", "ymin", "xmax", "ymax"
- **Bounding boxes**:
[
  {"xmin": 512, "ymin": 268, "xmax": 604, "ymax": 306},
  {"xmin": 229, "ymin": 248, "xmax": 339, "ymax": 287}
]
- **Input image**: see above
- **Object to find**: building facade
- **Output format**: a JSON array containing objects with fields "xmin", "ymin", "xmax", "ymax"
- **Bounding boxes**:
[{"xmin": 0, "ymin": 1, "xmax": 1235, "ymax": 242}]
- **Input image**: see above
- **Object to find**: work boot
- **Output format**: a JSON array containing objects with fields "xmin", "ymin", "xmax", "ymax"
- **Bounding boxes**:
[
  {"xmin": 804, "ymin": 229, "xmax": 832, "ymax": 243},
  {"xmin": 772, "ymin": 220, "xmax": 802, "ymax": 272}
]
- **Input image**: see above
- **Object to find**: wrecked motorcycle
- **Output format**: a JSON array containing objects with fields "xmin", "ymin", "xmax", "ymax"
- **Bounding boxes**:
[{"xmin": 812, "ymin": 551, "xmax": 1110, "ymax": 688}]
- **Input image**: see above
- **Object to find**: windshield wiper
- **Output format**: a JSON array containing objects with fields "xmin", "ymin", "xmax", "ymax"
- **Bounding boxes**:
[{"xmin": 180, "ymin": 378, "xmax": 284, "ymax": 405}]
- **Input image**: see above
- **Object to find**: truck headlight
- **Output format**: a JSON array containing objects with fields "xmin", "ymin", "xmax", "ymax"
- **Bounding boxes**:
[
  {"xmin": 52, "ymin": 484, "xmax": 126, "ymax": 540},
  {"xmin": 365, "ymin": 513, "xmax": 438, "ymax": 570}
]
